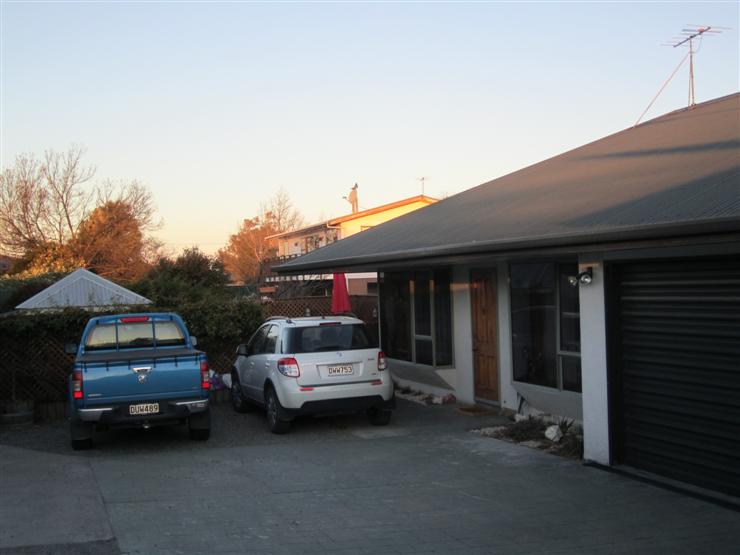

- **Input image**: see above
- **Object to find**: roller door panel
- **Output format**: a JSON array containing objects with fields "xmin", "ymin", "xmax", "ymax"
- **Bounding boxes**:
[{"xmin": 612, "ymin": 257, "xmax": 740, "ymax": 497}]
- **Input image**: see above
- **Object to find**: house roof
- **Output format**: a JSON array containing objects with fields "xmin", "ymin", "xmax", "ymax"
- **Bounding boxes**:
[
  {"xmin": 276, "ymin": 93, "xmax": 740, "ymax": 274},
  {"xmin": 15, "ymin": 268, "xmax": 151, "ymax": 310},
  {"xmin": 267, "ymin": 195, "xmax": 438, "ymax": 240}
]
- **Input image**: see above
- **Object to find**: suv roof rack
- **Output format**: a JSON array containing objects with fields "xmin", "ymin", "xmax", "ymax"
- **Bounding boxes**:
[{"xmin": 266, "ymin": 315, "xmax": 292, "ymax": 323}]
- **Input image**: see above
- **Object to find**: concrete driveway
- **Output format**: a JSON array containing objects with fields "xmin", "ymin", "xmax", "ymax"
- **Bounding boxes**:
[{"xmin": 1, "ymin": 400, "xmax": 738, "ymax": 554}]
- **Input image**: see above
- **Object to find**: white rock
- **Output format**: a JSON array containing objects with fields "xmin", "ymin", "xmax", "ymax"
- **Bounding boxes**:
[
  {"xmin": 514, "ymin": 413, "xmax": 528, "ymax": 423},
  {"xmin": 545, "ymin": 424, "xmax": 563, "ymax": 443}
]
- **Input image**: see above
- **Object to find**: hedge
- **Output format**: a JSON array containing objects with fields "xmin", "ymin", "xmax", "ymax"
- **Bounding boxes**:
[{"xmin": 0, "ymin": 299, "xmax": 264, "ymax": 403}]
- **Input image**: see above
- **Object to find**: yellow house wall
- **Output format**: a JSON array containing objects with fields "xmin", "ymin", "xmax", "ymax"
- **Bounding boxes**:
[
  {"xmin": 274, "ymin": 200, "xmax": 434, "ymax": 256},
  {"xmin": 338, "ymin": 200, "xmax": 432, "ymax": 238}
]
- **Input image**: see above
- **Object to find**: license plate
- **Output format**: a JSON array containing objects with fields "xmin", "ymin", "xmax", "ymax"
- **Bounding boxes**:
[
  {"xmin": 129, "ymin": 403, "xmax": 159, "ymax": 416},
  {"xmin": 327, "ymin": 364, "xmax": 354, "ymax": 376}
]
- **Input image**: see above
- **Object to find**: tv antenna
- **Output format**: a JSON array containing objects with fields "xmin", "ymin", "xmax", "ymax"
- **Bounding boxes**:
[
  {"xmin": 635, "ymin": 25, "xmax": 729, "ymax": 126},
  {"xmin": 417, "ymin": 176, "xmax": 430, "ymax": 195}
]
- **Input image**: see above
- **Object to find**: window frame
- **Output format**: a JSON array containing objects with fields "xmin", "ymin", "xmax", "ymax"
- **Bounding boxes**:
[
  {"xmin": 510, "ymin": 260, "xmax": 582, "ymax": 393},
  {"xmin": 380, "ymin": 270, "xmax": 453, "ymax": 369}
]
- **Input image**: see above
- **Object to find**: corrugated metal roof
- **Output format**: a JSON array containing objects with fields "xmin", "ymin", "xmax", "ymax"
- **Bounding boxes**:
[
  {"xmin": 15, "ymin": 268, "xmax": 151, "ymax": 310},
  {"xmin": 277, "ymin": 93, "xmax": 740, "ymax": 273}
]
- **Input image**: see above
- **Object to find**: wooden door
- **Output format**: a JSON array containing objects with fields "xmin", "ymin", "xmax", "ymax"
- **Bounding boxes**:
[{"xmin": 471, "ymin": 270, "xmax": 499, "ymax": 401}]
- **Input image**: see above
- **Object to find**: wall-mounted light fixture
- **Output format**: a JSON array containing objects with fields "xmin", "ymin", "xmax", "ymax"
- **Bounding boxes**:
[{"xmin": 568, "ymin": 267, "xmax": 593, "ymax": 287}]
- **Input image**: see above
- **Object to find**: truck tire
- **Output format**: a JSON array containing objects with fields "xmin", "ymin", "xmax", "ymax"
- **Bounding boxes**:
[
  {"xmin": 70, "ymin": 418, "xmax": 94, "ymax": 450},
  {"xmin": 188, "ymin": 407, "xmax": 211, "ymax": 441},
  {"xmin": 231, "ymin": 373, "xmax": 252, "ymax": 414},
  {"xmin": 265, "ymin": 388, "xmax": 291, "ymax": 434}
]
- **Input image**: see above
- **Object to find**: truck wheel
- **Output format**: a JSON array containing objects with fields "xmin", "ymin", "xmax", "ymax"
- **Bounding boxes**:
[
  {"xmin": 367, "ymin": 408, "xmax": 392, "ymax": 426},
  {"xmin": 231, "ymin": 373, "xmax": 251, "ymax": 414},
  {"xmin": 188, "ymin": 407, "xmax": 211, "ymax": 441},
  {"xmin": 265, "ymin": 388, "xmax": 291, "ymax": 434},
  {"xmin": 70, "ymin": 419, "xmax": 94, "ymax": 450}
]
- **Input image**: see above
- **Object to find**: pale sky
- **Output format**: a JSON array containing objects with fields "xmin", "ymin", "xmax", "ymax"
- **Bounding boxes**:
[{"xmin": 2, "ymin": 1, "xmax": 738, "ymax": 254}]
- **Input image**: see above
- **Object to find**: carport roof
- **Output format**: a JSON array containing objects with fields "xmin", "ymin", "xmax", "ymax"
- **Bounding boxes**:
[{"xmin": 276, "ymin": 93, "xmax": 740, "ymax": 274}]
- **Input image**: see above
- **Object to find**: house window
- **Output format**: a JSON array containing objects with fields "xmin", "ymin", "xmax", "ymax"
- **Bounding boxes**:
[
  {"xmin": 379, "ymin": 270, "xmax": 453, "ymax": 367},
  {"xmin": 510, "ymin": 262, "xmax": 581, "ymax": 392}
]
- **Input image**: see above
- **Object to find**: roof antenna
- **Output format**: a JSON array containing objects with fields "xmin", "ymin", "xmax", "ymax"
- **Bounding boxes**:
[
  {"xmin": 417, "ymin": 176, "xmax": 430, "ymax": 196},
  {"xmin": 635, "ymin": 25, "xmax": 729, "ymax": 126}
]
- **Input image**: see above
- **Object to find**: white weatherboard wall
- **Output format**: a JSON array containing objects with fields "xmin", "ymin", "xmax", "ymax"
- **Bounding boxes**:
[
  {"xmin": 578, "ymin": 257, "xmax": 610, "ymax": 465},
  {"xmin": 496, "ymin": 262, "xmax": 518, "ymax": 412},
  {"xmin": 452, "ymin": 265, "xmax": 475, "ymax": 405}
]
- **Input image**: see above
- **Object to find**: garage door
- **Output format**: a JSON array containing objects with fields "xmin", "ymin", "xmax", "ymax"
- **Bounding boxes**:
[{"xmin": 611, "ymin": 257, "xmax": 740, "ymax": 497}]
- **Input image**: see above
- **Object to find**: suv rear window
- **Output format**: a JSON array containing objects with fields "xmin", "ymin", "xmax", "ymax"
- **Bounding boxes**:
[
  {"xmin": 284, "ymin": 324, "xmax": 375, "ymax": 353},
  {"xmin": 85, "ymin": 321, "xmax": 186, "ymax": 351}
]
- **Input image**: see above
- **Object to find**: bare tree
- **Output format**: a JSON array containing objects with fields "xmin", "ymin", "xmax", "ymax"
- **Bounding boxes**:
[
  {"xmin": 260, "ymin": 187, "xmax": 305, "ymax": 234},
  {"xmin": 0, "ymin": 147, "xmax": 162, "ymax": 279},
  {"xmin": 0, "ymin": 147, "xmax": 95, "ymax": 256},
  {"xmin": 97, "ymin": 179, "xmax": 162, "ymax": 233},
  {"xmin": 219, "ymin": 189, "xmax": 305, "ymax": 284}
]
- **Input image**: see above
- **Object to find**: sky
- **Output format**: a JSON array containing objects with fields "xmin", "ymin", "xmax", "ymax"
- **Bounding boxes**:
[{"xmin": 1, "ymin": 1, "xmax": 738, "ymax": 255}]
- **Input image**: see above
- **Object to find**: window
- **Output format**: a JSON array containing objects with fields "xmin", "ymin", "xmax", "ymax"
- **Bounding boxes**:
[
  {"xmin": 263, "ymin": 325, "xmax": 279, "ymax": 354},
  {"xmin": 85, "ymin": 324, "xmax": 117, "ymax": 351},
  {"xmin": 84, "ymin": 321, "xmax": 186, "ymax": 351},
  {"xmin": 379, "ymin": 270, "xmax": 453, "ymax": 367},
  {"xmin": 154, "ymin": 322, "xmax": 186, "ymax": 347},
  {"xmin": 247, "ymin": 326, "xmax": 269, "ymax": 356},
  {"xmin": 379, "ymin": 273, "xmax": 411, "ymax": 361},
  {"xmin": 510, "ymin": 262, "xmax": 581, "ymax": 392},
  {"xmin": 284, "ymin": 324, "xmax": 374, "ymax": 354}
]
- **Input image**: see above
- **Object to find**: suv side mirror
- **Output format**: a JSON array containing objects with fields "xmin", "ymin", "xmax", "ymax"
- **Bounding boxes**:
[
  {"xmin": 64, "ymin": 343, "xmax": 78, "ymax": 355},
  {"xmin": 190, "ymin": 336, "xmax": 198, "ymax": 346},
  {"xmin": 237, "ymin": 344, "xmax": 248, "ymax": 356}
]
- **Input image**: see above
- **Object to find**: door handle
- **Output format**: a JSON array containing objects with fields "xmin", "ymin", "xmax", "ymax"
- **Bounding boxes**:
[{"xmin": 264, "ymin": 362, "xmax": 270, "ymax": 368}]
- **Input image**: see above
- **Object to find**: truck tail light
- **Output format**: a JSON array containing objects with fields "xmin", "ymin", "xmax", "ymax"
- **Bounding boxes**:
[
  {"xmin": 200, "ymin": 360, "xmax": 211, "ymax": 390},
  {"xmin": 120, "ymin": 316, "xmax": 150, "ymax": 323},
  {"xmin": 278, "ymin": 357, "xmax": 300, "ymax": 378},
  {"xmin": 378, "ymin": 351, "xmax": 388, "ymax": 371},
  {"xmin": 72, "ymin": 369, "xmax": 83, "ymax": 399}
]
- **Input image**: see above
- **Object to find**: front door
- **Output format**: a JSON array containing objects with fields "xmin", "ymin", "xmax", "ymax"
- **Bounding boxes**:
[{"xmin": 471, "ymin": 270, "xmax": 499, "ymax": 402}]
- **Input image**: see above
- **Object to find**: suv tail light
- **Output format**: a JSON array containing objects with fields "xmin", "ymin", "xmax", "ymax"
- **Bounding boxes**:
[
  {"xmin": 278, "ymin": 357, "xmax": 300, "ymax": 378},
  {"xmin": 72, "ymin": 369, "xmax": 83, "ymax": 399},
  {"xmin": 200, "ymin": 360, "xmax": 211, "ymax": 390},
  {"xmin": 378, "ymin": 351, "xmax": 387, "ymax": 371}
]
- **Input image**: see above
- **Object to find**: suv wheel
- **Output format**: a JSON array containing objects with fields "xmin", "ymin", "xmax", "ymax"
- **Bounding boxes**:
[
  {"xmin": 265, "ymin": 388, "xmax": 291, "ymax": 434},
  {"xmin": 231, "ymin": 373, "xmax": 251, "ymax": 413},
  {"xmin": 367, "ymin": 407, "xmax": 392, "ymax": 426}
]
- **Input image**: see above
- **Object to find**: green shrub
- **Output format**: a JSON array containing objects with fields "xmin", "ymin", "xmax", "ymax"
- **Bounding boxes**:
[{"xmin": 0, "ymin": 272, "xmax": 69, "ymax": 313}]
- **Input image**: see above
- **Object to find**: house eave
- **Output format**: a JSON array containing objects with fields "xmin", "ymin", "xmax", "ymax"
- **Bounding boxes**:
[{"xmin": 274, "ymin": 218, "xmax": 740, "ymax": 274}]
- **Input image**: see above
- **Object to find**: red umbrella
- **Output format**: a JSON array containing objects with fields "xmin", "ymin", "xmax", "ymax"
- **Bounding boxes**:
[{"xmin": 331, "ymin": 273, "xmax": 351, "ymax": 314}]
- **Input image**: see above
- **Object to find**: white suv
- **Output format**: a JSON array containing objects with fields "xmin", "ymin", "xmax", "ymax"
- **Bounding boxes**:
[{"xmin": 230, "ymin": 316, "xmax": 395, "ymax": 433}]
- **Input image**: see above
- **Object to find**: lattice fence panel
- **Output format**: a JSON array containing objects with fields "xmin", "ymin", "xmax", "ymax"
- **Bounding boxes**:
[{"xmin": 0, "ymin": 335, "xmax": 74, "ymax": 403}]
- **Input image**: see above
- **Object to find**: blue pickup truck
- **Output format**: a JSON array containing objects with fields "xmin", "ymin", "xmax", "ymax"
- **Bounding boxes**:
[{"xmin": 67, "ymin": 312, "xmax": 211, "ymax": 449}]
